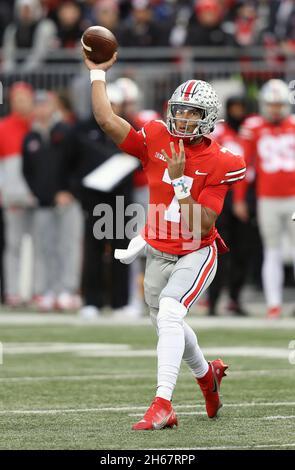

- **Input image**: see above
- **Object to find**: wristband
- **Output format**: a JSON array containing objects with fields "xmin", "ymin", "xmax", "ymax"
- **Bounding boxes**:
[
  {"xmin": 90, "ymin": 69, "xmax": 106, "ymax": 83},
  {"xmin": 172, "ymin": 176, "xmax": 191, "ymax": 200}
]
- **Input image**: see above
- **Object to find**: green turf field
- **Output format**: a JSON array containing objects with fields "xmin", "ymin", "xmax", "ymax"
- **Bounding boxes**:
[{"xmin": 0, "ymin": 315, "xmax": 295, "ymax": 450}]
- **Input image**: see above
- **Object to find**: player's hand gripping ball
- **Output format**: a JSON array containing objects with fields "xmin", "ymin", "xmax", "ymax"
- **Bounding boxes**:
[{"xmin": 81, "ymin": 26, "xmax": 118, "ymax": 64}]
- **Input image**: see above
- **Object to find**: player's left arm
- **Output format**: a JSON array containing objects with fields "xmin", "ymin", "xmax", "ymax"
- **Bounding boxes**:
[{"xmin": 161, "ymin": 140, "xmax": 219, "ymax": 237}]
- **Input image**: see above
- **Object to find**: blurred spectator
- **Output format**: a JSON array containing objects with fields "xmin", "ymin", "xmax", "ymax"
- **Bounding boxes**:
[
  {"xmin": 208, "ymin": 95, "xmax": 252, "ymax": 316},
  {"xmin": 129, "ymin": 109, "xmax": 162, "ymax": 317},
  {"xmin": 118, "ymin": 0, "xmax": 171, "ymax": 47},
  {"xmin": 115, "ymin": 77, "xmax": 145, "ymax": 317},
  {"xmin": 22, "ymin": 90, "xmax": 82, "ymax": 311},
  {"xmin": 79, "ymin": 0, "xmax": 97, "ymax": 29},
  {"xmin": 67, "ymin": 83, "xmax": 133, "ymax": 319},
  {"xmin": 55, "ymin": 0, "xmax": 83, "ymax": 49},
  {"xmin": 0, "ymin": 82, "xmax": 36, "ymax": 306},
  {"xmin": 41, "ymin": 0, "xmax": 64, "ymax": 17},
  {"xmin": 0, "ymin": 0, "xmax": 14, "ymax": 46},
  {"xmin": 169, "ymin": 0, "xmax": 195, "ymax": 47},
  {"xmin": 184, "ymin": 0, "xmax": 234, "ymax": 47},
  {"xmin": 270, "ymin": 0, "xmax": 295, "ymax": 53},
  {"xmin": 231, "ymin": 1, "xmax": 264, "ymax": 47},
  {"xmin": 92, "ymin": 0, "xmax": 120, "ymax": 35},
  {"xmin": 54, "ymin": 91, "xmax": 77, "ymax": 124},
  {"xmin": 2, "ymin": 0, "xmax": 57, "ymax": 72},
  {"xmin": 234, "ymin": 79, "xmax": 295, "ymax": 318}
]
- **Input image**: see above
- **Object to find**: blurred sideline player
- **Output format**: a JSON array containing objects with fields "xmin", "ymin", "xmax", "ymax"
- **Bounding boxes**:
[
  {"xmin": 234, "ymin": 79, "xmax": 295, "ymax": 319},
  {"xmin": 84, "ymin": 52, "xmax": 246, "ymax": 430},
  {"xmin": 115, "ymin": 78, "xmax": 148, "ymax": 317},
  {"xmin": 208, "ymin": 96, "xmax": 250, "ymax": 316},
  {"xmin": 0, "ymin": 82, "xmax": 36, "ymax": 307},
  {"xmin": 129, "ymin": 109, "xmax": 162, "ymax": 317}
]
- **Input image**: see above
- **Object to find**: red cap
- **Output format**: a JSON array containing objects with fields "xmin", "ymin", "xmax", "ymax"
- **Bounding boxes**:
[
  {"xmin": 9, "ymin": 81, "xmax": 34, "ymax": 98},
  {"xmin": 195, "ymin": 0, "xmax": 222, "ymax": 15}
]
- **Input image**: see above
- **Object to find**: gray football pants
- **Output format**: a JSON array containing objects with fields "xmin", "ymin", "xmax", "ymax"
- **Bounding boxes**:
[{"xmin": 144, "ymin": 243, "xmax": 218, "ymax": 320}]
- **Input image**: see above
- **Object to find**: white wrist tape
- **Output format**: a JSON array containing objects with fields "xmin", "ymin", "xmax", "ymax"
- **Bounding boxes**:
[
  {"xmin": 172, "ymin": 176, "xmax": 191, "ymax": 200},
  {"xmin": 90, "ymin": 69, "xmax": 106, "ymax": 83}
]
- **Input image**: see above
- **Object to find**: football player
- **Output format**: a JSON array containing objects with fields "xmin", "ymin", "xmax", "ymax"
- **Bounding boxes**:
[
  {"xmin": 84, "ymin": 52, "xmax": 246, "ymax": 430},
  {"xmin": 234, "ymin": 79, "xmax": 295, "ymax": 319},
  {"xmin": 208, "ymin": 96, "xmax": 251, "ymax": 316}
]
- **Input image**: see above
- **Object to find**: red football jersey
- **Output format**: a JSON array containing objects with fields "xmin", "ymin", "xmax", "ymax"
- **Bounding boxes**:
[
  {"xmin": 213, "ymin": 122, "xmax": 245, "ymax": 157},
  {"xmin": 238, "ymin": 115, "xmax": 295, "ymax": 199},
  {"xmin": 119, "ymin": 120, "xmax": 246, "ymax": 254},
  {"xmin": 213, "ymin": 122, "xmax": 246, "ymax": 202}
]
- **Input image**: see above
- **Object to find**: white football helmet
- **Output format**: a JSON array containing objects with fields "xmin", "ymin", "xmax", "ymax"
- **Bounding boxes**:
[
  {"xmin": 115, "ymin": 77, "xmax": 141, "ymax": 103},
  {"xmin": 167, "ymin": 79, "xmax": 221, "ymax": 138},
  {"xmin": 259, "ymin": 79, "xmax": 291, "ymax": 121}
]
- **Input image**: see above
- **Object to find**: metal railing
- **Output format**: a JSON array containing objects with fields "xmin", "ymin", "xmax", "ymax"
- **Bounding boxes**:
[{"xmin": 0, "ymin": 47, "xmax": 294, "ymax": 116}]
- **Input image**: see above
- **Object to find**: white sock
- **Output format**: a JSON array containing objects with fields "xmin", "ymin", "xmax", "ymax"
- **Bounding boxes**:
[
  {"xmin": 156, "ymin": 297, "xmax": 186, "ymax": 401},
  {"xmin": 262, "ymin": 248, "xmax": 284, "ymax": 307},
  {"xmin": 182, "ymin": 321, "xmax": 209, "ymax": 378}
]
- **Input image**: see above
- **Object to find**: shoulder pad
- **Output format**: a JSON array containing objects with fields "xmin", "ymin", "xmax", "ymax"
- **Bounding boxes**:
[{"xmin": 208, "ymin": 146, "xmax": 246, "ymax": 185}]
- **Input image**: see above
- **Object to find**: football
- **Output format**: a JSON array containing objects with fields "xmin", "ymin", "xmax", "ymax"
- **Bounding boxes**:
[{"xmin": 81, "ymin": 26, "xmax": 118, "ymax": 64}]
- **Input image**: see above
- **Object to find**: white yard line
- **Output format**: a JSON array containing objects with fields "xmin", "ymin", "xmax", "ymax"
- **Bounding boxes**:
[
  {"xmin": 129, "ymin": 412, "xmax": 208, "ymax": 417},
  {"xmin": 2, "ymin": 343, "xmax": 130, "ymax": 354},
  {"xmin": 76, "ymin": 346, "xmax": 292, "ymax": 359},
  {"xmin": 0, "ymin": 373, "xmax": 155, "ymax": 383},
  {"xmin": 1, "ymin": 343, "xmax": 293, "ymax": 359},
  {"xmin": 0, "ymin": 368, "xmax": 293, "ymax": 383},
  {"xmin": 1, "ymin": 312, "xmax": 295, "ymax": 329},
  {"xmin": 131, "ymin": 412, "xmax": 295, "ymax": 418},
  {"xmin": 261, "ymin": 415, "xmax": 295, "ymax": 420},
  {"xmin": 0, "ymin": 401, "xmax": 295, "ymax": 415}
]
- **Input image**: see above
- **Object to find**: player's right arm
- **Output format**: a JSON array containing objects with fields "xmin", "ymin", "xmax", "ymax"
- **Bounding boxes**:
[
  {"xmin": 232, "ymin": 117, "xmax": 258, "ymax": 222},
  {"xmin": 83, "ymin": 52, "xmax": 131, "ymax": 145}
]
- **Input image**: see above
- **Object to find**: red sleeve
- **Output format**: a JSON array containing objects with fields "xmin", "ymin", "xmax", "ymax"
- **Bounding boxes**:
[
  {"xmin": 197, "ymin": 184, "xmax": 229, "ymax": 215},
  {"xmin": 118, "ymin": 126, "xmax": 148, "ymax": 167},
  {"xmin": 232, "ymin": 123, "xmax": 257, "ymax": 202},
  {"xmin": 232, "ymin": 178, "xmax": 249, "ymax": 202},
  {"xmin": 0, "ymin": 123, "xmax": 4, "ymax": 158}
]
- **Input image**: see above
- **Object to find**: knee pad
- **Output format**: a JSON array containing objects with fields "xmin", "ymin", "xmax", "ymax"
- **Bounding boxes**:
[{"xmin": 157, "ymin": 297, "xmax": 187, "ymax": 330}]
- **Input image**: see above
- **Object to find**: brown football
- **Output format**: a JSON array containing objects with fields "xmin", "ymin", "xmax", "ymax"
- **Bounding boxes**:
[{"xmin": 81, "ymin": 26, "xmax": 118, "ymax": 64}]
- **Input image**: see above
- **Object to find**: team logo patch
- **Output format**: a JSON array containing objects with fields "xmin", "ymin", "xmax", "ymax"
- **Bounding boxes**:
[{"xmin": 154, "ymin": 152, "xmax": 166, "ymax": 162}]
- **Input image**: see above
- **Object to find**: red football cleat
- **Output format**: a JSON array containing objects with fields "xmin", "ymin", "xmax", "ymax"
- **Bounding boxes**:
[
  {"xmin": 267, "ymin": 306, "xmax": 281, "ymax": 319},
  {"xmin": 132, "ymin": 397, "xmax": 178, "ymax": 430},
  {"xmin": 197, "ymin": 359, "xmax": 228, "ymax": 418}
]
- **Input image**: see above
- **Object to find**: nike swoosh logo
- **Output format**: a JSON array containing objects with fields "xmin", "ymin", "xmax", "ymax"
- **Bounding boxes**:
[
  {"xmin": 152, "ymin": 410, "xmax": 173, "ymax": 430},
  {"xmin": 81, "ymin": 37, "xmax": 92, "ymax": 52},
  {"xmin": 195, "ymin": 170, "xmax": 208, "ymax": 175},
  {"xmin": 212, "ymin": 378, "xmax": 218, "ymax": 393}
]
